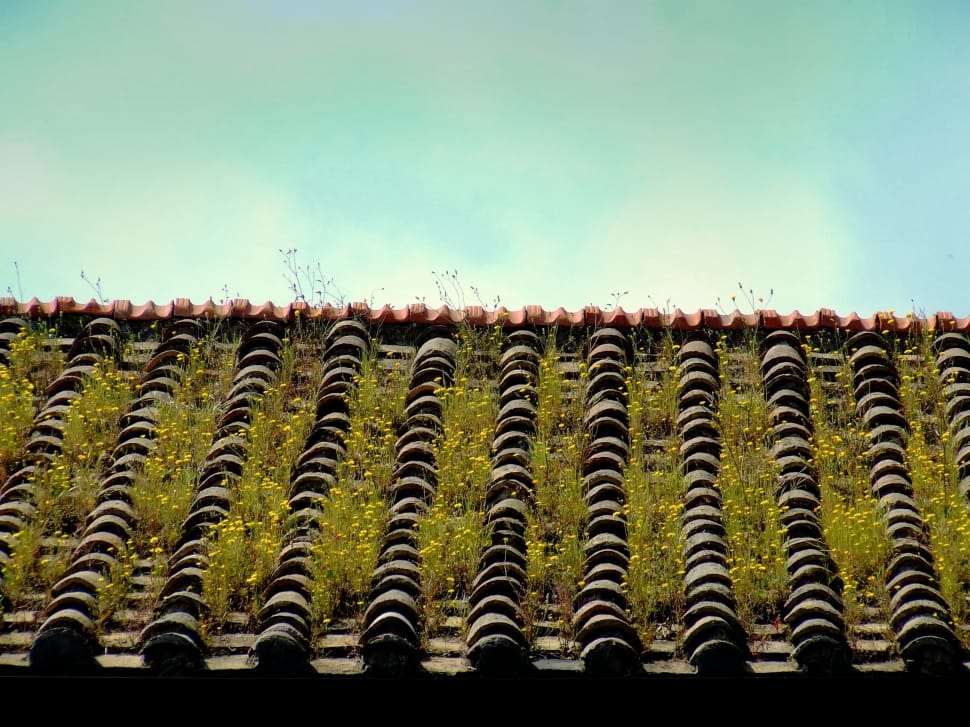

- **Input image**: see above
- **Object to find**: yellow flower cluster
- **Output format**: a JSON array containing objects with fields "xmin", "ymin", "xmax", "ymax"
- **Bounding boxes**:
[
  {"xmin": 896, "ymin": 333, "xmax": 970, "ymax": 641},
  {"xmin": 0, "ymin": 330, "xmax": 38, "ymax": 472},
  {"xmin": 131, "ymin": 338, "xmax": 232, "ymax": 577},
  {"xmin": 807, "ymin": 339, "xmax": 892, "ymax": 624},
  {"xmin": 714, "ymin": 335, "xmax": 787, "ymax": 628},
  {"xmin": 31, "ymin": 357, "xmax": 132, "ymax": 535},
  {"xmin": 2, "ymin": 332, "xmax": 131, "ymax": 605},
  {"xmin": 525, "ymin": 335, "xmax": 587, "ymax": 644},
  {"xmin": 307, "ymin": 342, "xmax": 405, "ymax": 633},
  {"xmin": 418, "ymin": 359, "xmax": 496, "ymax": 636},
  {"xmin": 203, "ymin": 337, "xmax": 313, "ymax": 627},
  {"xmin": 623, "ymin": 334, "xmax": 686, "ymax": 644}
]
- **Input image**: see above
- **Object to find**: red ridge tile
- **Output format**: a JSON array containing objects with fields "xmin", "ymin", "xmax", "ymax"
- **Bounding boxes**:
[{"xmin": 1, "ymin": 297, "xmax": 968, "ymax": 332}]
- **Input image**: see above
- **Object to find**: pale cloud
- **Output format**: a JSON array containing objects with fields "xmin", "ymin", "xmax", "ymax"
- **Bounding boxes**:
[
  {"xmin": 470, "ymin": 165, "xmax": 857, "ymax": 315},
  {"xmin": 0, "ymin": 139, "xmax": 61, "ymax": 219},
  {"xmin": 3, "ymin": 160, "xmax": 316, "ymax": 303},
  {"xmin": 303, "ymin": 223, "xmax": 470, "ymax": 308},
  {"xmin": 3, "ymin": 2, "xmax": 965, "ymax": 316},
  {"xmin": 302, "ymin": 164, "xmax": 857, "ymax": 315},
  {"xmin": 579, "ymin": 172, "xmax": 854, "ymax": 315}
]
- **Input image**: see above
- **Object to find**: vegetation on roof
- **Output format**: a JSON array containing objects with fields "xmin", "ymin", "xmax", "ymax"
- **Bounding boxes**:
[{"xmin": 0, "ymin": 312, "xmax": 968, "ymax": 674}]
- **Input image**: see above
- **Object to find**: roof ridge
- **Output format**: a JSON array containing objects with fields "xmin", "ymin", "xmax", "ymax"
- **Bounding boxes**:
[{"xmin": 0, "ymin": 296, "xmax": 964, "ymax": 332}]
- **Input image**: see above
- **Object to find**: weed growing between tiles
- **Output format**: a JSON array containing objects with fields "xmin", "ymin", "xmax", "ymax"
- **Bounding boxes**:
[
  {"xmin": 8, "ymin": 311, "xmax": 970, "ymax": 666},
  {"xmin": 623, "ymin": 331, "xmax": 686, "ymax": 649},
  {"xmin": 201, "ymin": 329, "xmax": 319, "ymax": 631},
  {"xmin": 130, "ymin": 347, "xmax": 221, "ymax": 551},
  {"xmin": 0, "ymin": 329, "xmax": 43, "ymax": 474},
  {"xmin": 715, "ymin": 333, "xmax": 787, "ymax": 629},
  {"xmin": 524, "ymin": 332, "xmax": 586, "ymax": 652},
  {"xmin": 0, "ymin": 381, "xmax": 49, "ymax": 603},
  {"xmin": 1, "ymin": 355, "xmax": 132, "ymax": 609},
  {"xmin": 806, "ymin": 334, "xmax": 893, "ymax": 634},
  {"xmin": 417, "ymin": 324, "xmax": 499, "ymax": 643},
  {"xmin": 305, "ymin": 340, "xmax": 406, "ymax": 638},
  {"xmin": 896, "ymin": 326, "xmax": 970, "ymax": 645},
  {"xmin": 127, "ymin": 334, "xmax": 235, "ymax": 621}
]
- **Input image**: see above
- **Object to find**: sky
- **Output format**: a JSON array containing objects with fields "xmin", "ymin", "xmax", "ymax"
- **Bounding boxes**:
[{"xmin": 2, "ymin": 0, "xmax": 969, "ymax": 317}]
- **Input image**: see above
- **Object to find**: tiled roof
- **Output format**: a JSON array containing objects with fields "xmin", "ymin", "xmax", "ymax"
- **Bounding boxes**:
[
  {"xmin": 3, "ymin": 296, "xmax": 970, "ymax": 331},
  {"xmin": 2, "ymin": 298, "xmax": 970, "ymax": 680}
]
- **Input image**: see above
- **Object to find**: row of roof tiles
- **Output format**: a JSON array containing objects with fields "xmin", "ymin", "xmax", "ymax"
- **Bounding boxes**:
[{"xmin": 0, "ymin": 297, "xmax": 967, "ymax": 332}]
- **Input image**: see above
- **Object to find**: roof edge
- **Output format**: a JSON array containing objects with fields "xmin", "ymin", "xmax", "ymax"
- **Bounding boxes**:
[{"xmin": 0, "ymin": 297, "xmax": 965, "ymax": 332}]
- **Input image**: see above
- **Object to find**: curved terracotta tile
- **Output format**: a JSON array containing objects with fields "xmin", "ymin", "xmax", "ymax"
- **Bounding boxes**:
[
  {"xmin": 677, "ymin": 310, "xmax": 702, "ymax": 329},
  {"xmin": 505, "ymin": 309, "xmax": 529, "ymax": 326},
  {"xmin": 525, "ymin": 305, "xmax": 545, "ymax": 324},
  {"xmin": 5, "ymin": 296, "xmax": 970, "ymax": 332},
  {"xmin": 814, "ymin": 308, "xmax": 836, "ymax": 327},
  {"xmin": 841, "ymin": 312, "xmax": 865, "ymax": 331},
  {"xmin": 112, "ymin": 299, "xmax": 131, "ymax": 318},
  {"xmin": 761, "ymin": 309, "xmax": 782, "ymax": 329},
  {"xmin": 640, "ymin": 309, "xmax": 662, "ymax": 327}
]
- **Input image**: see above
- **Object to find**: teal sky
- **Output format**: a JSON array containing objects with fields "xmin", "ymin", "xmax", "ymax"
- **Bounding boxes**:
[{"xmin": 2, "ymin": 1, "xmax": 969, "ymax": 315}]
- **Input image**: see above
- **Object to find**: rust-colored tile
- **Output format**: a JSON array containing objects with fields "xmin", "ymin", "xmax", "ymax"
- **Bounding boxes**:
[{"xmin": 2, "ymin": 296, "xmax": 969, "ymax": 332}]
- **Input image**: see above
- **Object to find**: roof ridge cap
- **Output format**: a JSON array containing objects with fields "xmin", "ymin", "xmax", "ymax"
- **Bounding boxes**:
[{"xmin": 1, "ymin": 297, "xmax": 968, "ymax": 331}]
